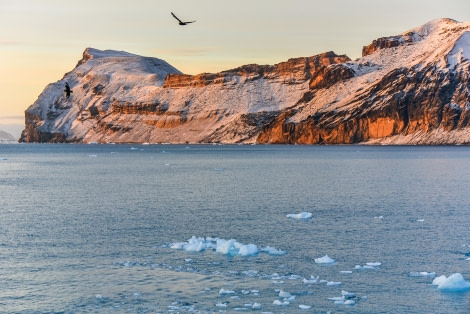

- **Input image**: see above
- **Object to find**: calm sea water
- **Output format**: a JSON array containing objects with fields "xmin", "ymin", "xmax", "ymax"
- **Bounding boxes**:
[{"xmin": 1, "ymin": 144, "xmax": 469, "ymax": 313}]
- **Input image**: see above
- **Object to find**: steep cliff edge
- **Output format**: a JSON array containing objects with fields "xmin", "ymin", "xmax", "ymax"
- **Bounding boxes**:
[{"xmin": 21, "ymin": 18, "xmax": 470, "ymax": 144}]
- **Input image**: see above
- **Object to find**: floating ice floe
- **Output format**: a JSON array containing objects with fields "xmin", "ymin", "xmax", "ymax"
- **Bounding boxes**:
[
  {"xmin": 355, "ymin": 262, "xmax": 381, "ymax": 270},
  {"xmin": 170, "ymin": 236, "xmax": 285, "ymax": 257},
  {"xmin": 278, "ymin": 290, "xmax": 291, "ymax": 298},
  {"xmin": 328, "ymin": 290, "xmax": 358, "ymax": 305},
  {"xmin": 315, "ymin": 255, "xmax": 336, "ymax": 264},
  {"xmin": 251, "ymin": 302, "xmax": 262, "ymax": 310},
  {"xmin": 303, "ymin": 276, "xmax": 319, "ymax": 284},
  {"xmin": 273, "ymin": 300, "xmax": 289, "ymax": 306},
  {"xmin": 259, "ymin": 246, "xmax": 287, "ymax": 255},
  {"xmin": 286, "ymin": 212, "xmax": 312, "ymax": 219},
  {"xmin": 432, "ymin": 273, "xmax": 470, "ymax": 292},
  {"xmin": 409, "ymin": 271, "xmax": 436, "ymax": 277},
  {"xmin": 219, "ymin": 288, "xmax": 236, "ymax": 295},
  {"xmin": 242, "ymin": 302, "xmax": 262, "ymax": 310},
  {"xmin": 327, "ymin": 281, "xmax": 342, "ymax": 286},
  {"xmin": 299, "ymin": 304, "xmax": 311, "ymax": 310}
]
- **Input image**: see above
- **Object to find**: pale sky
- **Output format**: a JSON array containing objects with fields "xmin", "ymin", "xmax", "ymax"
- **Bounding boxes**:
[{"xmin": 1, "ymin": 0, "xmax": 470, "ymax": 137}]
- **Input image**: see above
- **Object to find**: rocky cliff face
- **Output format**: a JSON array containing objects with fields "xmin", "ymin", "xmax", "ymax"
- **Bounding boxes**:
[
  {"xmin": 21, "ymin": 18, "xmax": 470, "ymax": 144},
  {"xmin": 257, "ymin": 19, "xmax": 470, "ymax": 144}
]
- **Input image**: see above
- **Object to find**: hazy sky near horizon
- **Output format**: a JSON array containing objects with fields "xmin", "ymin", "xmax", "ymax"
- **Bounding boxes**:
[{"xmin": 1, "ymin": 0, "xmax": 470, "ymax": 136}]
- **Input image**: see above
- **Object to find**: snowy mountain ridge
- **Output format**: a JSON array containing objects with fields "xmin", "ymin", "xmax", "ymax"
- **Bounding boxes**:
[{"xmin": 21, "ymin": 18, "xmax": 470, "ymax": 144}]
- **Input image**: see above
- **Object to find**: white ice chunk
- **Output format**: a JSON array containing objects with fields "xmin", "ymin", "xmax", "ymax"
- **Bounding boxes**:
[
  {"xmin": 219, "ymin": 288, "xmax": 236, "ymax": 295},
  {"xmin": 303, "ymin": 278, "xmax": 317, "ymax": 284},
  {"xmin": 216, "ymin": 239, "xmax": 237, "ymax": 255},
  {"xmin": 434, "ymin": 273, "xmax": 470, "ymax": 292},
  {"xmin": 215, "ymin": 303, "xmax": 228, "ymax": 307},
  {"xmin": 409, "ymin": 271, "xmax": 436, "ymax": 277},
  {"xmin": 273, "ymin": 300, "xmax": 289, "ymax": 306},
  {"xmin": 315, "ymin": 255, "xmax": 335, "ymax": 264},
  {"xmin": 327, "ymin": 281, "xmax": 342, "ymax": 286},
  {"xmin": 286, "ymin": 212, "xmax": 312, "ymax": 219},
  {"xmin": 355, "ymin": 262, "xmax": 380, "ymax": 270},
  {"xmin": 328, "ymin": 296, "xmax": 344, "ymax": 301},
  {"xmin": 251, "ymin": 302, "xmax": 262, "ymax": 310},
  {"xmin": 341, "ymin": 290, "xmax": 356, "ymax": 299},
  {"xmin": 278, "ymin": 290, "xmax": 291, "ymax": 298},
  {"xmin": 184, "ymin": 236, "xmax": 206, "ymax": 252},
  {"xmin": 170, "ymin": 242, "xmax": 187, "ymax": 249},
  {"xmin": 239, "ymin": 244, "xmax": 258, "ymax": 256},
  {"xmin": 299, "ymin": 304, "xmax": 311, "ymax": 309},
  {"xmin": 432, "ymin": 275, "xmax": 447, "ymax": 286},
  {"xmin": 288, "ymin": 274, "xmax": 302, "ymax": 280}
]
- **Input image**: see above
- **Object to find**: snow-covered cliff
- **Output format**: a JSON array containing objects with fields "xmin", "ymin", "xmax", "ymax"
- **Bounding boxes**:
[{"xmin": 21, "ymin": 18, "xmax": 470, "ymax": 144}]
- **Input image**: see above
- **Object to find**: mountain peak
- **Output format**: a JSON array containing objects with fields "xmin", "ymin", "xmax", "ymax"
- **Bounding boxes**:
[
  {"xmin": 404, "ymin": 18, "xmax": 461, "ymax": 37},
  {"xmin": 362, "ymin": 18, "xmax": 468, "ymax": 57}
]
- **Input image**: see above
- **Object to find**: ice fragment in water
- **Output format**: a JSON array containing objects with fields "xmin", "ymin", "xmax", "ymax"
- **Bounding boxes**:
[
  {"xmin": 409, "ymin": 271, "xmax": 436, "ymax": 277},
  {"xmin": 286, "ymin": 212, "xmax": 312, "ymax": 219},
  {"xmin": 433, "ymin": 273, "xmax": 470, "ymax": 292},
  {"xmin": 327, "ymin": 281, "xmax": 342, "ymax": 286},
  {"xmin": 273, "ymin": 300, "xmax": 289, "ymax": 306},
  {"xmin": 315, "ymin": 255, "xmax": 335, "ymax": 264}
]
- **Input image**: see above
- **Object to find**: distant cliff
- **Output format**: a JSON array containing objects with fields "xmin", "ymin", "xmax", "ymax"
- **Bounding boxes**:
[{"xmin": 21, "ymin": 18, "xmax": 470, "ymax": 144}]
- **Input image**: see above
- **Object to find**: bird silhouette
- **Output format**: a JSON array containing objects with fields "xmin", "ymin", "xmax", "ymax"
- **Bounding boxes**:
[
  {"xmin": 171, "ymin": 12, "xmax": 196, "ymax": 25},
  {"xmin": 64, "ymin": 82, "xmax": 73, "ymax": 99}
]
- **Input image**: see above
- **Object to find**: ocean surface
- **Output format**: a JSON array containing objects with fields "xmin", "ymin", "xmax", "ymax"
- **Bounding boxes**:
[{"xmin": 1, "ymin": 144, "xmax": 469, "ymax": 313}]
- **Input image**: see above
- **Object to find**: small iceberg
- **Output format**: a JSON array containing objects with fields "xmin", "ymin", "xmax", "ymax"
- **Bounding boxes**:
[
  {"xmin": 273, "ymin": 300, "xmax": 289, "ymax": 306},
  {"xmin": 286, "ymin": 212, "xmax": 312, "ymax": 219},
  {"xmin": 327, "ymin": 281, "xmax": 342, "ymax": 286},
  {"xmin": 219, "ymin": 288, "xmax": 236, "ymax": 295},
  {"xmin": 355, "ymin": 262, "xmax": 381, "ymax": 270},
  {"xmin": 432, "ymin": 273, "xmax": 470, "ymax": 292},
  {"xmin": 315, "ymin": 255, "xmax": 335, "ymax": 264}
]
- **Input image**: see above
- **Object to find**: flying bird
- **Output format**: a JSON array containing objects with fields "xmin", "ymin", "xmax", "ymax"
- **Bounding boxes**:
[
  {"xmin": 64, "ymin": 82, "xmax": 73, "ymax": 99},
  {"xmin": 171, "ymin": 12, "xmax": 196, "ymax": 25}
]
